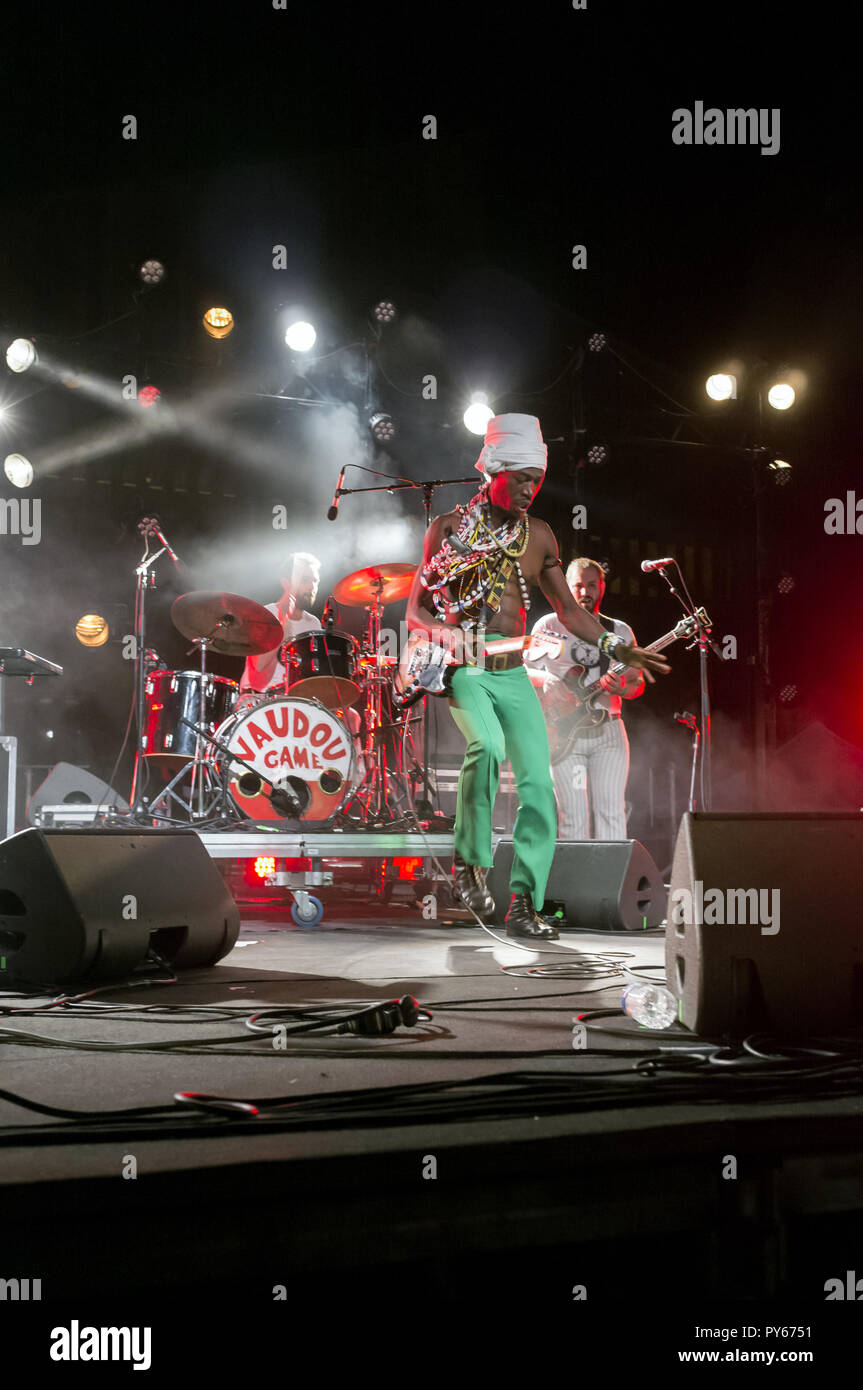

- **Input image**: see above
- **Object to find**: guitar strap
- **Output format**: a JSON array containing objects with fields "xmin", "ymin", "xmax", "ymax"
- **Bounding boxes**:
[{"xmin": 596, "ymin": 613, "xmax": 618, "ymax": 677}]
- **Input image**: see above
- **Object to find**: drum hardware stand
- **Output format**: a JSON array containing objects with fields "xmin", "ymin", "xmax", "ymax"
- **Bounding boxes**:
[
  {"xmin": 332, "ymin": 469, "xmax": 477, "ymax": 823},
  {"xmin": 175, "ymin": 716, "xmax": 304, "ymax": 820},
  {"xmin": 143, "ymin": 636, "xmax": 228, "ymax": 825},
  {"xmin": 352, "ymin": 578, "xmax": 397, "ymax": 823}
]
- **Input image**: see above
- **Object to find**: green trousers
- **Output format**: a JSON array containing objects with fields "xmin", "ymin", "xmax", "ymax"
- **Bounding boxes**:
[{"xmin": 448, "ymin": 663, "xmax": 557, "ymax": 908}]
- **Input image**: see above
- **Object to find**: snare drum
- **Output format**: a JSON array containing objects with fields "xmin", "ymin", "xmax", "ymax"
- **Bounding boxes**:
[
  {"xmin": 283, "ymin": 630, "xmax": 360, "ymax": 709},
  {"xmin": 213, "ymin": 694, "xmax": 358, "ymax": 822},
  {"xmin": 143, "ymin": 670, "xmax": 238, "ymax": 774}
]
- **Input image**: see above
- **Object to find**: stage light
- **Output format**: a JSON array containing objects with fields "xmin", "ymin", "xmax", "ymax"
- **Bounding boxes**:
[
  {"xmin": 373, "ymin": 300, "xmax": 397, "ymax": 324},
  {"xmin": 776, "ymin": 573, "xmax": 795, "ymax": 596},
  {"xmin": 779, "ymin": 684, "xmax": 798, "ymax": 703},
  {"xmin": 767, "ymin": 382, "xmax": 795, "ymax": 410},
  {"xmin": 4, "ymin": 453, "xmax": 33, "ymax": 487},
  {"xmin": 203, "ymin": 307, "xmax": 234, "ymax": 339},
  {"xmin": 139, "ymin": 259, "xmax": 165, "ymax": 285},
  {"xmin": 586, "ymin": 444, "xmax": 608, "ymax": 467},
  {"xmin": 706, "ymin": 373, "xmax": 737, "ymax": 401},
  {"xmin": 254, "ymin": 856, "xmax": 276, "ymax": 879},
  {"xmin": 464, "ymin": 394, "xmax": 494, "ymax": 436},
  {"xmin": 393, "ymin": 856, "xmax": 422, "ymax": 879},
  {"xmin": 285, "ymin": 320, "xmax": 317, "ymax": 352},
  {"xmin": 370, "ymin": 411, "xmax": 396, "ymax": 443},
  {"xmin": 6, "ymin": 339, "xmax": 37, "ymax": 374},
  {"xmin": 137, "ymin": 385, "xmax": 161, "ymax": 408},
  {"xmin": 588, "ymin": 332, "xmax": 607, "ymax": 352},
  {"xmin": 75, "ymin": 614, "xmax": 110, "ymax": 647}
]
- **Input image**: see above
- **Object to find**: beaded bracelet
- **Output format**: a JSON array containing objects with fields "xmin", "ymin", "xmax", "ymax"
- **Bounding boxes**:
[{"xmin": 597, "ymin": 630, "xmax": 624, "ymax": 658}]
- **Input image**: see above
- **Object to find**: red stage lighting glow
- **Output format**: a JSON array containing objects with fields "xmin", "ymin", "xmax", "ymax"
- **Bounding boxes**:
[{"xmin": 393, "ymin": 856, "xmax": 423, "ymax": 879}]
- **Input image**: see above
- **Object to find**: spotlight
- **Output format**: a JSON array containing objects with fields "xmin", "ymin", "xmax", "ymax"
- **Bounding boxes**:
[
  {"xmin": 588, "ymin": 333, "xmax": 607, "ymax": 352},
  {"xmin": 776, "ymin": 573, "xmax": 795, "ymax": 596},
  {"xmin": 586, "ymin": 444, "xmax": 608, "ymax": 467},
  {"xmin": 75, "ymin": 614, "xmax": 110, "ymax": 648},
  {"xmin": 769, "ymin": 457, "xmax": 792, "ymax": 486},
  {"xmin": 373, "ymin": 300, "xmax": 397, "ymax": 324},
  {"xmin": 370, "ymin": 411, "xmax": 396, "ymax": 443},
  {"xmin": 463, "ymin": 394, "xmax": 494, "ymax": 436},
  {"xmin": 254, "ymin": 856, "xmax": 276, "ymax": 880},
  {"xmin": 779, "ymin": 684, "xmax": 798, "ymax": 703},
  {"xmin": 706, "ymin": 373, "xmax": 737, "ymax": 401},
  {"xmin": 285, "ymin": 320, "xmax": 317, "ymax": 352},
  {"xmin": 4, "ymin": 453, "xmax": 33, "ymax": 487},
  {"xmin": 767, "ymin": 382, "xmax": 795, "ymax": 410},
  {"xmin": 5, "ymin": 339, "xmax": 37, "ymax": 374},
  {"xmin": 203, "ymin": 307, "xmax": 234, "ymax": 339},
  {"xmin": 139, "ymin": 260, "xmax": 165, "ymax": 285}
]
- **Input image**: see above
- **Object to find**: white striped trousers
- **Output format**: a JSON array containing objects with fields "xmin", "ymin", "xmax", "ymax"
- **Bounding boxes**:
[{"xmin": 552, "ymin": 715, "xmax": 630, "ymax": 840}]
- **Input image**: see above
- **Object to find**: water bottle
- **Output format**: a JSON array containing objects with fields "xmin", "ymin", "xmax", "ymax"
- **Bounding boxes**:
[{"xmin": 621, "ymin": 982, "xmax": 678, "ymax": 1029}]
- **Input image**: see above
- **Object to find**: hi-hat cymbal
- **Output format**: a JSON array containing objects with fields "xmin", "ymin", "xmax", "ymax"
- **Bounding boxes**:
[
  {"xmin": 332, "ymin": 563, "xmax": 417, "ymax": 607},
  {"xmin": 171, "ymin": 591, "xmax": 283, "ymax": 656}
]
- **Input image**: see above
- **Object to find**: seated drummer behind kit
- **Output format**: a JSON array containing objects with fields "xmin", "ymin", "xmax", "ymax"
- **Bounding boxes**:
[
  {"xmin": 239, "ymin": 552, "xmax": 323, "ymax": 702},
  {"xmin": 405, "ymin": 412, "xmax": 669, "ymax": 940},
  {"xmin": 524, "ymin": 557, "xmax": 644, "ymax": 840},
  {"xmin": 239, "ymin": 550, "xmax": 363, "ymax": 767}
]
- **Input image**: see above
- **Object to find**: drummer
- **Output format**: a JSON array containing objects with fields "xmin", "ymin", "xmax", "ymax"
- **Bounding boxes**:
[{"xmin": 239, "ymin": 551, "xmax": 322, "ymax": 700}]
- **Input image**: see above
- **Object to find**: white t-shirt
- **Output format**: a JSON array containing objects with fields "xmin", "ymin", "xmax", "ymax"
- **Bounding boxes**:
[
  {"xmin": 525, "ymin": 611, "xmax": 635, "ymax": 715},
  {"xmin": 240, "ymin": 604, "xmax": 321, "ymax": 693}
]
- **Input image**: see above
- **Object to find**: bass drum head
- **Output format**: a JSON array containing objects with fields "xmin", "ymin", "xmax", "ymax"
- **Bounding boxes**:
[{"xmin": 215, "ymin": 695, "xmax": 357, "ymax": 822}]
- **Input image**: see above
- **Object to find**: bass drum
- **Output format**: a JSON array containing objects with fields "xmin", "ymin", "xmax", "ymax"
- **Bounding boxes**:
[{"xmin": 213, "ymin": 695, "xmax": 358, "ymax": 822}]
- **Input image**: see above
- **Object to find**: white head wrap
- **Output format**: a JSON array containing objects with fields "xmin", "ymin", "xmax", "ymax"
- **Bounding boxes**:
[{"xmin": 475, "ymin": 413, "xmax": 548, "ymax": 478}]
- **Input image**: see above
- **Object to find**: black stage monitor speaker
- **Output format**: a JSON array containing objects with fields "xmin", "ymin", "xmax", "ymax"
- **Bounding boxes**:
[
  {"xmin": 667, "ymin": 812, "xmax": 863, "ymax": 1037},
  {"xmin": 487, "ymin": 838, "xmax": 666, "ymax": 931},
  {"xmin": 0, "ymin": 828, "xmax": 240, "ymax": 987},
  {"xmin": 27, "ymin": 762, "xmax": 130, "ymax": 824}
]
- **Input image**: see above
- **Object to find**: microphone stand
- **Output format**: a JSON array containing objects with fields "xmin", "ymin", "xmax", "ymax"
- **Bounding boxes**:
[
  {"xmin": 655, "ymin": 563, "xmax": 725, "ymax": 810},
  {"xmin": 129, "ymin": 539, "xmax": 170, "ymax": 819},
  {"xmin": 333, "ymin": 469, "xmax": 477, "ymax": 820}
]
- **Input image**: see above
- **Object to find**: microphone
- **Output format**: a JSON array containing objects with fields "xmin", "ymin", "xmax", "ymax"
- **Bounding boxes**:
[
  {"xmin": 322, "ymin": 597, "xmax": 336, "ymax": 630},
  {"xmin": 327, "ymin": 467, "xmax": 347, "ymax": 521},
  {"xmin": 640, "ymin": 557, "xmax": 675, "ymax": 573},
  {"xmin": 152, "ymin": 520, "xmax": 179, "ymax": 565}
]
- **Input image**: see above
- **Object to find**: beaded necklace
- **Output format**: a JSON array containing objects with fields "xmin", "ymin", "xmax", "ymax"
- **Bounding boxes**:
[{"xmin": 421, "ymin": 486, "xmax": 531, "ymax": 624}]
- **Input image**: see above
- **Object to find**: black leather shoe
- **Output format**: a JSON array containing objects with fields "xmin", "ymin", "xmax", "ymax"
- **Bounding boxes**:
[
  {"xmin": 505, "ymin": 893, "xmax": 559, "ymax": 940},
  {"xmin": 452, "ymin": 855, "xmax": 496, "ymax": 920}
]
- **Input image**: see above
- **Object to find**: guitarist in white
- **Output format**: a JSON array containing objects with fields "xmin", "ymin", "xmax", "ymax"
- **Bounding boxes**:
[
  {"xmin": 525, "ymin": 558, "xmax": 643, "ymax": 840},
  {"xmin": 404, "ymin": 413, "xmax": 669, "ymax": 938}
]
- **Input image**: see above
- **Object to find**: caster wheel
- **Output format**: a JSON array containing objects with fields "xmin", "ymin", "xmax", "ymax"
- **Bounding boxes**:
[{"xmin": 291, "ymin": 895, "xmax": 323, "ymax": 927}]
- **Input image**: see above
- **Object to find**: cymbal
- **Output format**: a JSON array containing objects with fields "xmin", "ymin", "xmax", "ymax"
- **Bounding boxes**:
[
  {"xmin": 171, "ymin": 591, "xmax": 283, "ymax": 656},
  {"xmin": 332, "ymin": 563, "xmax": 417, "ymax": 607}
]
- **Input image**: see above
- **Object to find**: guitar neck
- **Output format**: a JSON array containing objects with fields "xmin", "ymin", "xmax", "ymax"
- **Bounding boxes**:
[{"xmin": 583, "ymin": 625, "xmax": 683, "ymax": 696}]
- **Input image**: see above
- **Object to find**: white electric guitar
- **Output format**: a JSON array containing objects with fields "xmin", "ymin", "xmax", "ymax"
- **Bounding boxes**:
[{"xmin": 393, "ymin": 630, "xmax": 565, "ymax": 709}]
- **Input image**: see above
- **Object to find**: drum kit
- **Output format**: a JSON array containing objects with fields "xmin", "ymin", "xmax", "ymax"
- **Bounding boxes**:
[{"xmin": 137, "ymin": 563, "xmax": 429, "ymax": 829}]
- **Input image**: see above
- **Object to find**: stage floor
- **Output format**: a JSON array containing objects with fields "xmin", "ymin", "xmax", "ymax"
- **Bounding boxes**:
[{"xmin": 1, "ymin": 904, "xmax": 862, "ymax": 1307}]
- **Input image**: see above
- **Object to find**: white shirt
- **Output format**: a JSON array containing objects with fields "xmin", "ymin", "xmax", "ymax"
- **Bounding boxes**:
[
  {"xmin": 525, "ymin": 611, "xmax": 636, "ymax": 716},
  {"xmin": 240, "ymin": 604, "xmax": 321, "ymax": 693}
]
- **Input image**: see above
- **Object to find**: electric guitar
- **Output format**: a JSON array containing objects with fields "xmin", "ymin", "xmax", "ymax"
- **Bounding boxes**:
[
  {"xmin": 394, "ymin": 630, "xmax": 565, "ymax": 709},
  {"xmin": 537, "ymin": 610, "xmax": 709, "ymax": 764}
]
